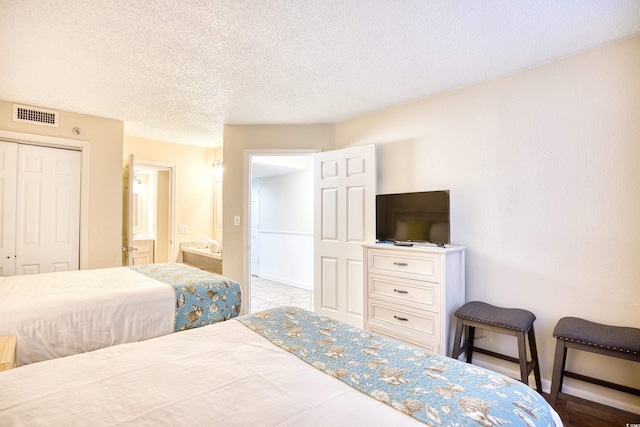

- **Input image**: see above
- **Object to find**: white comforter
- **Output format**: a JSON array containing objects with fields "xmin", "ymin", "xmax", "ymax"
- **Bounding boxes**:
[
  {"xmin": 0, "ymin": 319, "xmax": 431, "ymax": 426},
  {"xmin": 0, "ymin": 267, "xmax": 174, "ymax": 366}
]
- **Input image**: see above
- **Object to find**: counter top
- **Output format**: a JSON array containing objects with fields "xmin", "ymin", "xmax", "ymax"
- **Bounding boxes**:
[{"xmin": 181, "ymin": 245, "xmax": 222, "ymax": 260}]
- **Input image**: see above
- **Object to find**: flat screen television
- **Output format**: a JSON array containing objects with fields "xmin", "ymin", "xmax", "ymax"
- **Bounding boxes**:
[{"xmin": 376, "ymin": 190, "xmax": 450, "ymax": 245}]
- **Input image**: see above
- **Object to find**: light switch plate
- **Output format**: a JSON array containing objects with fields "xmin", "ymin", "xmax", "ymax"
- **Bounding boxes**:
[
  {"xmin": 179, "ymin": 225, "xmax": 188, "ymax": 234},
  {"xmin": 233, "ymin": 215, "xmax": 240, "ymax": 226}
]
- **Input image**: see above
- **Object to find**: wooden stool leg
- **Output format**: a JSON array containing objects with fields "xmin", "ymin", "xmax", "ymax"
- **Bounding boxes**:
[
  {"xmin": 516, "ymin": 330, "xmax": 530, "ymax": 386},
  {"xmin": 528, "ymin": 325, "xmax": 542, "ymax": 392},
  {"xmin": 466, "ymin": 326, "xmax": 475, "ymax": 363},
  {"xmin": 451, "ymin": 318, "xmax": 464, "ymax": 359},
  {"xmin": 549, "ymin": 339, "xmax": 567, "ymax": 407}
]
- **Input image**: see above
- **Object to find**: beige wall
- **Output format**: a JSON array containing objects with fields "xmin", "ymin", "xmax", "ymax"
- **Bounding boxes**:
[
  {"xmin": 124, "ymin": 135, "xmax": 217, "ymax": 259},
  {"xmin": 221, "ymin": 124, "xmax": 335, "ymax": 291},
  {"xmin": 335, "ymin": 35, "xmax": 640, "ymax": 411},
  {"xmin": 0, "ymin": 100, "xmax": 124, "ymax": 269}
]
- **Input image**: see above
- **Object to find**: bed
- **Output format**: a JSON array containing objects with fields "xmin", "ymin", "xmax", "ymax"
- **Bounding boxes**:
[
  {"xmin": 0, "ymin": 263, "xmax": 241, "ymax": 366},
  {"xmin": 0, "ymin": 306, "xmax": 562, "ymax": 426}
]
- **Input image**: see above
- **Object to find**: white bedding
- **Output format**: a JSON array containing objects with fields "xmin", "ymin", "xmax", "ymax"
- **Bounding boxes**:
[
  {"xmin": 0, "ymin": 319, "xmax": 432, "ymax": 426},
  {"xmin": 0, "ymin": 267, "xmax": 174, "ymax": 366}
]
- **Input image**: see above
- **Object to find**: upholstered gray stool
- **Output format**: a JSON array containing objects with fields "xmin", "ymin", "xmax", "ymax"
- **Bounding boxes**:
[
  {"xmin": 451, "ymin": 301, "xmax": 542, "ymax": 392},
  {"xmin": 549, "ymin": 317, "xmax": 640, "ymax": 407}
]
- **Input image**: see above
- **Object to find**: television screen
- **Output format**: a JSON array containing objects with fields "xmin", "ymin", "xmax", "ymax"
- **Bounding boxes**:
[{"xmin": 376, "ymin": 190, "xmax": 450, "ymax": 245}]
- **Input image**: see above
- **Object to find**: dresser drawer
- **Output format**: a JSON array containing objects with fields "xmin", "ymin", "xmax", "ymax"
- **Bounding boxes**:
[
  {"xmin": 367, "ymin": 299, "xmax": 440, "ymax": 342},
  {"xmin": 368, "ymin": 273, "xmax": 440, "ymax": 311},
  {"xmin": 368, "ymin": 250, "xmax": 440, "ymax": 282}
]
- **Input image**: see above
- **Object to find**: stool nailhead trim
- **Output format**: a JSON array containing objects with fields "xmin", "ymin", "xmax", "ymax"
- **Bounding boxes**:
[
  {"xmin": 458, "ymin": 316, "xmax": 526, "ymax": 331},
  {"xmin": 553, "ymin": 335, "xmax": 638, "ymax": 355}
]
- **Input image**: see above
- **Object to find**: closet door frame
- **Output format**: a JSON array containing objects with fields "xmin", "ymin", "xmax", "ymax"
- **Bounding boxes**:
[
  {"xmin": 0, "ymin": 142, "xmax": 17, "ymax": 276},
  {"xmin": 0, "ymin": 130, "xmax": 90, "ymax": 270}
]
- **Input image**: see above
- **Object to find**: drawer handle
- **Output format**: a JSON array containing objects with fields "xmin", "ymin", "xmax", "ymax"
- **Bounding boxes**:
[
  {"xmin": 393, "ymin": 289, "xmax": 408, "ymax": 294},
  {"xmin": 393, "ymin": 315, "xmax": 409, "ymax": 322},
  {"xmin": 393, "ymin": 262, "xmax": 408, "ymax": 267}
]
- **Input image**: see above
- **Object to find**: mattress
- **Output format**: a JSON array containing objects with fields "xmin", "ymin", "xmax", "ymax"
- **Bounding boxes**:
[{"xmin": 0, "ymin": 307, "xmax": 562, "ymax": 426}]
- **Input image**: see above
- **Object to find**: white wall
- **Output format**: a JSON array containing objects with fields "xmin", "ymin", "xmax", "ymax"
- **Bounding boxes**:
[
  {"xmin": 256, "ymin": 169, "xmax": 314, "ymax": 290},
  {"xmin": 335, "ymin": 35, "xmax": 640, "ymax": 412},
  {"xmin": 259, "ymin": 169, "xmax": 314, "ymax": 233}
]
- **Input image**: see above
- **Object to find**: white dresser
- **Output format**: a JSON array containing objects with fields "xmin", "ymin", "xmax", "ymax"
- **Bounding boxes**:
[{"xmin": 363, "ymin": 244, "xmax": 465, "ymax": 356}]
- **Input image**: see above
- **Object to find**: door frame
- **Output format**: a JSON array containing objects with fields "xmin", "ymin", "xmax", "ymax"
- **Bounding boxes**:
[
  {"xmin": 0, "ymin": 130, "xmax": 90, "ymax": 269},
  {"xmin": 133, "ymin": 159, "xmax": 177, "ymax": 263},
  {"xmin": 250, "ymin": 179, "xmax": 260, "ymax": 277},
  {"xmin": 243, "ymin": 149, "xmax": 319, "ymax": 314}
]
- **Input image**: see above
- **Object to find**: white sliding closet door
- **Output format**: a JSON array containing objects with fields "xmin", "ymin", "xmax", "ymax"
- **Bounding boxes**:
[
  {"xmin": 15, "ymin": 144, "xmax": 81, "ymax": 274},
  {"xmin": 0, "ymin": 142, "xmax": 18, "ymax": 276}
]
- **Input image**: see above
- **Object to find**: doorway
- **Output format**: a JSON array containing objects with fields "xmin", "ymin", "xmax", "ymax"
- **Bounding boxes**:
[
  {"xmin": 131, "ymin": 160, "xmax": 176, "ymax": 263},
  {"xmin": 248, "ymin": 154, "xmax": 315, "ymax": 313},
  {"xmin": 243, "ymin": 145, "xmax": 376, "ymax": 326}
]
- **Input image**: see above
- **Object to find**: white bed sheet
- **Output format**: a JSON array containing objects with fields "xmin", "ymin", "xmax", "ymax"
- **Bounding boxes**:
[
  {"xmin": 0, "ymin": 319, "xmax": 434, "ymax": 427},
  {"xmin": 0, "ymin": 267, "xmax": 175, "ymax": 366}
]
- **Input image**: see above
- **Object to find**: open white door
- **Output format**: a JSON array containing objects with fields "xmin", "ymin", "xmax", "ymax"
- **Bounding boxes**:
[
  {"xmin": 122, "ymin": 154, "xmax": 134, "ymax": 266},
  {"xmin": 314, "ymin": 144, "xmax": 376, "ymax": 328},
  {"xmin": 0, "ymin": 142, "xmax": 17, "ymax": 276}
]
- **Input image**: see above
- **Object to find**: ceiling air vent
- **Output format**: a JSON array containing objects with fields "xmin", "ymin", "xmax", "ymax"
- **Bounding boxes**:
[{"xmin": 13, "ymin": 104, "xmax": 59, "ymax": 128}]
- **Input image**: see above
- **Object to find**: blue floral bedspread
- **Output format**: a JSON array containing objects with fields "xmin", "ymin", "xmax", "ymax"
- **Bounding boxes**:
[
  {"xmin": 237, "ymin": 307, "xmax": 558, "ymax": 427},
  {"xmin": 129, "ymin": 263, "xmax": 241, "ymax": 331}
]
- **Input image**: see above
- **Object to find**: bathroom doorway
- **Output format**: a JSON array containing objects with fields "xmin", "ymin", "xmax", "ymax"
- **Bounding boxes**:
[{"xmin": 132, "ymin": 161, "xmax": 176, "ymax": 263}]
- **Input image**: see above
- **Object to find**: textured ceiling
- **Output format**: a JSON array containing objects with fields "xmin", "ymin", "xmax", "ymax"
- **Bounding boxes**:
[{"xmin": 1, "ymin": 1, "xmax": 639, "ymax": 148}]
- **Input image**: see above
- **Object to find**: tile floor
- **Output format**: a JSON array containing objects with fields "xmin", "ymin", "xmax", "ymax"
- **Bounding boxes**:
[{"xmin": 250, "ymin": 276, "xmax": 314, "ymax": 313}]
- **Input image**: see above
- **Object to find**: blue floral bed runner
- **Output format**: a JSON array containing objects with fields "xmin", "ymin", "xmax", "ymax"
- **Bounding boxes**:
[
  {"xmin": 129, "ymin": 263, "xmax": 241, "ymax": 331},
  {"xmin": 237, "ymin": 307, "xmax": 557, "ymax": 426}
]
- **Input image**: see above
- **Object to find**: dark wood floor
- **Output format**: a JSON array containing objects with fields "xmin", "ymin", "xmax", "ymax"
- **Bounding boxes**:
[{"xmin": 545, "ymin": 393, "xmax": 640, "ymax": 427}]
